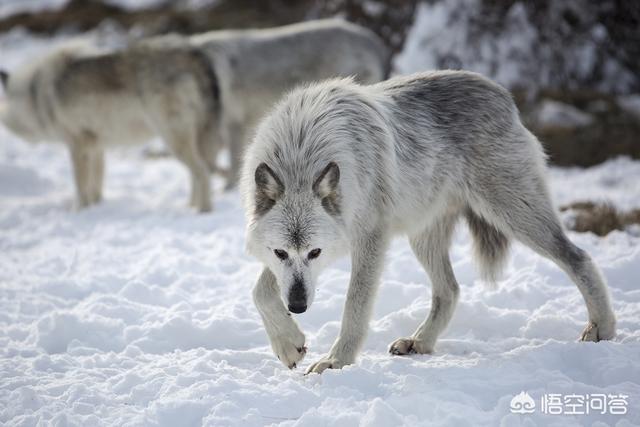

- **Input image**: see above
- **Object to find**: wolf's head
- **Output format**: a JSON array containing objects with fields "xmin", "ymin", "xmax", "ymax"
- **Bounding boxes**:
[
  {"xmin": 0, "ymin": 68, "xmax": 46, "ymax": 143},
  {"xmin": 246, "ymin": 161, "xmax": 347, "ymax": 313}
]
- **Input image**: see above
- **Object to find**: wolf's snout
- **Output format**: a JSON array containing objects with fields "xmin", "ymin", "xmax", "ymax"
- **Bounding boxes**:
[{"xmin": 288, "ymin": 281, "xmax": 307, "ymax": 314}]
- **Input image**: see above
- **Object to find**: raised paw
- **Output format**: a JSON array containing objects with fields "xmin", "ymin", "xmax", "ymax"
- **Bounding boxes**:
[
  {"xmin": 580, "ymin": 321, "xmax": 615, "ymax": 342},
  {"xmin": 271, "ymin": 330, "xmax": 307, "ymax": 369},
  {"xmin": 389, "ymin": 337, "xmax": 432, "ymax": 356}
]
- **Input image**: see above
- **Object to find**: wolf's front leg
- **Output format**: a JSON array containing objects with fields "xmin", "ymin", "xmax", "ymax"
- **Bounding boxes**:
[
  {"xmin": 253, "ymin": 267, "xmax": 307, "ymax": 369},
  {"xmin": 69, "ymin": 142, "xmax": 94, "ymax": 209},
  {"xmin": 88, "ymin": 146, "xmax": 104, "ymax": 205},
  {"xmin": 307, "ymin": 229, "xmax": 389, "ymax": 374}
]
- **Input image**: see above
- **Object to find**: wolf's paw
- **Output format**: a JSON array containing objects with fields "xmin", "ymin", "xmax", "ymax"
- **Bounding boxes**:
[
  {"xmin": 271, "ymin": 329, "xmax": 307, "ymax": 369},
  {"xmin": 305, "ymin": 355, "xmax": 348, "ymax": 375},
  {"xmin": 388, "ymin": 338, "xmax": 433, "ymax": 356},
  {"xmin": 580, "ymin": 321, "xmax": 616, "ymax": 342}
]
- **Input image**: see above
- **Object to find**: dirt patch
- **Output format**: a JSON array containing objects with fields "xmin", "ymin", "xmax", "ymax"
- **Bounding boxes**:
[{"xmin": 560, "ymin": 201, "xmax": 640, "ymax": 236}]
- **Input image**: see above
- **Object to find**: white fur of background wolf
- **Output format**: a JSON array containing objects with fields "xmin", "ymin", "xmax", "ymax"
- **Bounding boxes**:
[
  {"xmin": 193, "ymin": 18, "xmax": 388, "ymax": 187},
  {"xmin": 0, "ymin": 36, "xmax": 220, "ymax": 212},
  {"xmin": 241, "ymin": 71, "xmax": 616, "ymax": 373},
  {"xmin": 0, "ymin": 19, "xmax": 387, "ymax": 212}
]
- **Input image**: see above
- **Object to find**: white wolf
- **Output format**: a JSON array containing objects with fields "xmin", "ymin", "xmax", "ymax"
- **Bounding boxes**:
[
  {"xmin": 0, "ymin": 19, "xmax": 387, "ymax": 211},
  {"xmin": 241, "ymin": 71, "xmax": 616, "ymax": 374},
  {"xmin": 0, "ymin": 36, "xmax": 221, "ymax": 212}
]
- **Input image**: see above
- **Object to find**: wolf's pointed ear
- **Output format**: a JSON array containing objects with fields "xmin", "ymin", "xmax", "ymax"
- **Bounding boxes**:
[
  {"xmin": 313, "ymin": 162, "xmax": 340, "ymax": 199},
  {"xmin": 255, "ymin": 163, "xmax": 284, "ymax": 215},
  {"xmin": 0, "ymin": 70, "xmax": 8, "ymax": 88}
]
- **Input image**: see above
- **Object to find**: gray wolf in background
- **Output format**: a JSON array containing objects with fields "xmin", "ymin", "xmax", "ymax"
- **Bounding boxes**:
[
  {"xmin": 193, "ymin": 19, "xmax": 388, "ymax": 188},
  {"xmin": 0, "ymin": 36, "xmax": 221, "ymax": 212},
  {"xmin": 241, "ymin": 71, "xmax": 616, "ymax": 373},
  {"xmin": 0, "ymin": 19, "xmax": 387, "ymax": 210}
]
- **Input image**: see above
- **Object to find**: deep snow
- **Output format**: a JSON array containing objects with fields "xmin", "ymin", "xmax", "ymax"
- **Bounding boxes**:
[{"xmin": 1, "ymin": 29, "xmax": 639, "ymax": 427}]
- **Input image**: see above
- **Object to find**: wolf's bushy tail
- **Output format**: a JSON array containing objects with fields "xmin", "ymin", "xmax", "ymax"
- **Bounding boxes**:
[{"xmin": 465, "ymin": 208, "xmax": 510, "ymax": 286}]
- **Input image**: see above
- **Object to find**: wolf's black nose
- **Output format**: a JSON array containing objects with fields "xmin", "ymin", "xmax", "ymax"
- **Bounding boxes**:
[
  {"xmin": 288, "ymin": 303, "xmax": 307, "ymax": 314},
  {"xmin": 288, "ymin": 280, "xmax": 307, "ymax": 314}
]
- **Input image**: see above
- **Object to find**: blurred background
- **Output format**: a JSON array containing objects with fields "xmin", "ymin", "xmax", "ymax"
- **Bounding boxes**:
[{"xmin": 1, "ymin": 0, "xmax": 638, "ymax": 168}]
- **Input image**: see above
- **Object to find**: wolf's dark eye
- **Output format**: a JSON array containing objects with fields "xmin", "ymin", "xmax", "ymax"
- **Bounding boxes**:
[
  {"xmin": 274, "ymin": 249, "xmax": 288, "ymax": 260},
  {"xmin": 308, "ymin": 248, "xmax": 322, "ymax": 260}
]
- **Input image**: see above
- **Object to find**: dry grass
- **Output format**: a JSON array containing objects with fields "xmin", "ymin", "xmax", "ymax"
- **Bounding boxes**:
[{"xmin": 560, "ymin": 201, "xmax": 640, "ymax": 236}]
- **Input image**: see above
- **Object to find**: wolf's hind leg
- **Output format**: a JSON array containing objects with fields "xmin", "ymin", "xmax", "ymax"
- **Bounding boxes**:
[
  {"xmin": 198, "ymin": 122, "xmax": 233, "ymax": 182},
  {"xmin": 197, "ymin": 121, "xmax": 226, "ymax": 176},
  {"xmin": 165, "ymin": 131, "xmax": 212, "ymax": 213},
  {"xmin": 224, "ymin": 120, "xmax": 246, "ymax": 190},
  {"xmin": 253, "ymin": 268, "xmax": 307, "ymax": 369},
  {"xmin": 389, "ymin": 214, "xmax": 460, "ymax": 355},
  {"xmin": 478, "ymin": 173, "xmax": 616, "ymax": 341}
]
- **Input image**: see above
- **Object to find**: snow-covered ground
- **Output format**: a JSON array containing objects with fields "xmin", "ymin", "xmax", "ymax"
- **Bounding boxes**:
[{"xmin": 1, "ymin": 30, "xmax": 640, "ymax": 427}]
